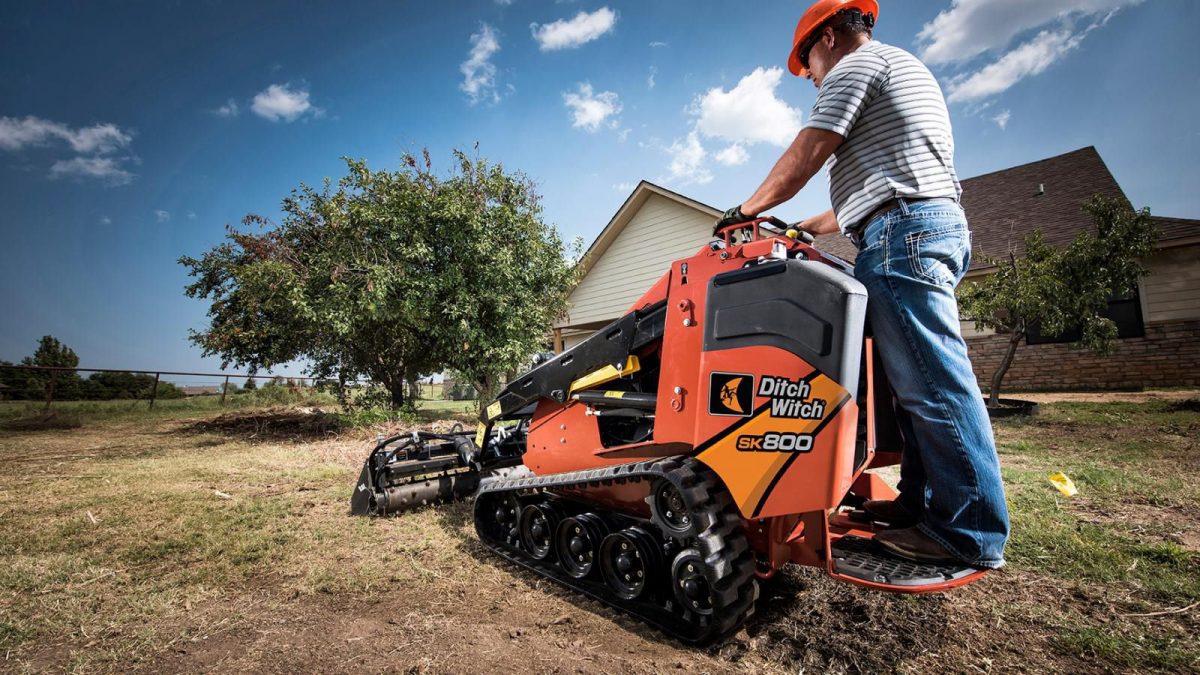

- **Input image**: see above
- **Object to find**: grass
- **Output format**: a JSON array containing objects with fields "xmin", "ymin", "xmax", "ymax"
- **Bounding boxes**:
[
  {"xmin": 0, "ymin": 392, "xmax": 477, "ymax": 430},
  {"xmin": 0, "ymin": 396, "xmax": 1196, "ymax": 672}
]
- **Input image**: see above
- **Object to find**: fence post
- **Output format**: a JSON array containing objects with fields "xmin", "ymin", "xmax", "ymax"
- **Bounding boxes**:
[
  {"xmin": 44, "ymin": 370, "xmax": 59, "ymax": 411},
  {"xmin": 221, "ymin": 375, "xmax": 230, "ymax": 405},
  {"xmin": 149, "ymin": 373, "xmax": 160, "ymax": 408}
]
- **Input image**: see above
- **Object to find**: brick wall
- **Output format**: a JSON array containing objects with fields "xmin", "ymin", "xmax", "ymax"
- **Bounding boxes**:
[{"xmin": 965, "ymin": 319, "xmax": 1200, "ymax": 391}]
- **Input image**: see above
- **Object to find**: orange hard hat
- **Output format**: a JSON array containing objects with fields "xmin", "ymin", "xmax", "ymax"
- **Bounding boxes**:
[{"xmin": 787, "ymin": 0, "xmax": 879, "ymax": 77}]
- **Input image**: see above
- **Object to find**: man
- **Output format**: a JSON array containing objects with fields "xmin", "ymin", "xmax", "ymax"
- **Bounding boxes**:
[{"xmin": 714, "ymin": 0, "xmax": 1009, "ymax": 569}]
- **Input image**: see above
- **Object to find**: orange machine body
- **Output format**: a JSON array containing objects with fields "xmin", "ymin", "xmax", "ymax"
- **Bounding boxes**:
[{"xmin": 518, "ymin": 222, "xmax": 984, "ymax": 592}]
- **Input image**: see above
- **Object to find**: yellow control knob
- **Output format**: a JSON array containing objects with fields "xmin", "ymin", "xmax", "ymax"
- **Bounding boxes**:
[{"xmin": 785, "ymin": 228, "xmax": 799, "ymax": 239}]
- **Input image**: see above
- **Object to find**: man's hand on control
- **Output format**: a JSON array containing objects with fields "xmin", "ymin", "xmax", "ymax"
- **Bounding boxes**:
[
  {"xmin": 713, "ymin": 205, "xmax": 757, "ymax": 236},
  {"xmin": 796, "ymin": 209, "xmax": 840, "ymax": 236}
]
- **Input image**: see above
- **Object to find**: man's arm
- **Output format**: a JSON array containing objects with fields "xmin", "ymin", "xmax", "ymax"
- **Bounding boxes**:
[
  {"xmin": 740, "ymin": 128, "xmax": 844, "ymax": 216},
  {"xmin": 797, "ymin": 208, "xmax": 839, "ymax": 235}
]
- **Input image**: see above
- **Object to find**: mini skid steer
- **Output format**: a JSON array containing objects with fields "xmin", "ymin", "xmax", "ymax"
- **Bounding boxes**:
[{"xmin": 351, "ymin": 217, "xmax": 989, "ymax": 643}]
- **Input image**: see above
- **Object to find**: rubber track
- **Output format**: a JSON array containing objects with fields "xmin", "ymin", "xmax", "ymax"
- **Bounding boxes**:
[{"xmin": 474, "ymin": 456, "xmax": 758, "ymax": 644}]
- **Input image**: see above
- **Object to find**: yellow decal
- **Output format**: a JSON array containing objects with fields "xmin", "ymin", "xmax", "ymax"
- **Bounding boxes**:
[
  {"xmin": 475, "ymin": 423, "xmax": 486, "ymax": 448},
  {"xmin": 568, "ymin": 356, "xmax": 641, "ymax": 397},
  {"xmin": 486, "ymin": 401, "xmax": 501, "ymax": 421},
  {"xmin": 604, "ymin": 391, "xmax": 626, "ymax": 399},
  {"xmin": 698, "ymin": 373, "xmax": 850, "ymax": 518}
]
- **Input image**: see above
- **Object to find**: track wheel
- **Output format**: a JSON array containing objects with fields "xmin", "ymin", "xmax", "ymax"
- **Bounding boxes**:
[
  {"xmin": 555, "ymin": 513, "xmax": 608, "ymax": 579},
  {"xmin": 477, "ymin": 493, "xmax": 522, "ymax": 545},
  {"xmin": 599, "ymin": 526, "xmax": 661, "ymax": 600},
  {"xmin": 519, "ymin": 502, "xmax": 564, "ymax": 561},
  {"xmin": 649, "ymin": 478, "xmax": 695, "ymax": 539},
  {"xmin": 671, "ymin": 548, "xmax": 714, "ymax": 616}
]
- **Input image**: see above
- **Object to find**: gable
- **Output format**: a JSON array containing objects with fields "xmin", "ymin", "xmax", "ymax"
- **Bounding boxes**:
[{"xmin": 558, "ymin": 193, "xmax": 714, "ymax": 328}]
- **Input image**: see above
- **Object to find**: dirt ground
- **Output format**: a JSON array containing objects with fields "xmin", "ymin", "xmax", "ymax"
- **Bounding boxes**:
[{"xmin": 1, "ymin": 393, "xmax": 1197, "ymax": 673}]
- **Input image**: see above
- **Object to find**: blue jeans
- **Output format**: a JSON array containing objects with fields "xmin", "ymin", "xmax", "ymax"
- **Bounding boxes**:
[{"xmin": 851, "ymin": 198, "xmax": 1009, "ymax": 568}]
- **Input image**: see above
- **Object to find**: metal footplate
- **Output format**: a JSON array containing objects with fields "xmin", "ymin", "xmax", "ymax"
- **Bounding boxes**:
[
  {"xmin": 830, "ymin": 535, "xmax": 981, "ymax": 587},
  {"xmin": 473, "ymin": 457, "xmax": 758, "ymax": 644}
]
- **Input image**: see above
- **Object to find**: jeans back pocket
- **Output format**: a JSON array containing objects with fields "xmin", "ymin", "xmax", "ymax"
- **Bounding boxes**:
[{"xmin": 904, "ymin": 223, "xmax": 969, "ymax": 286}]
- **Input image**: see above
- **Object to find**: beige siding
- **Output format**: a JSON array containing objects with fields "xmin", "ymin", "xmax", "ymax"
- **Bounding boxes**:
[
  {"xmin": 562, "ymin": 331, "xmax": 593, "ymax": 351},
  {"xmin": 1143, "ymin": 246, "xmax": 1200, "ymax": 322},
  {"xmin": 960, "ymin": 320, "xmax": 994, "ymax": 338},
  {"xmin": 562, "ymin": 195, "xmax": 712, "ymax": 327}
]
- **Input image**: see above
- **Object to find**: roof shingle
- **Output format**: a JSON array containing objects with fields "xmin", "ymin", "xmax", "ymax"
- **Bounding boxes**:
[{"xmin": 813, "ymin": 146, "xmax": 1198, "ymax": 268}]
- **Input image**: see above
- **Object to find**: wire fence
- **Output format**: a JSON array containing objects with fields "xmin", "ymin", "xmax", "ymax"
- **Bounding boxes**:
[{"xmin": 0, "ymin": 364, "xmax": 347, "ymax": 410}]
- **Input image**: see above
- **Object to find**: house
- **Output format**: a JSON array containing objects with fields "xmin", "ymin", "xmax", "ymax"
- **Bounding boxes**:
[{"xmin": 553, "ymin": 147, "xmax": 1199, "ymax": 390}]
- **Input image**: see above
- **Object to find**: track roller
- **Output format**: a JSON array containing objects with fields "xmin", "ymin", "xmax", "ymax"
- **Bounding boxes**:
[
  {"xmin": 555, "ymin": 513, "xmax": 608, "ymax": 579},
  {"xmin": 599, "ymin": 526, "xmax": 662, "ymax": 600},
  {"xmin": 671, "ymin": 548, "xmax": 714, "ymax": 616},
  {"xmin": 518, "ymin": 502, "xmax": 564, "ymax": 561},
  {"xmin": 648, "ymin": 477, "xmax": 695, "ymax": 539},
  {"xmin": 476, "ymin": 492, "xmax": 523, "ymax": 545}
]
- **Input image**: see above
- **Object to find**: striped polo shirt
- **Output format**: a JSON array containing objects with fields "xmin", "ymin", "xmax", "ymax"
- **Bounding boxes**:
[{"xmin": 805, "ymin": 40, "xmax": 961, "ymax": 233}]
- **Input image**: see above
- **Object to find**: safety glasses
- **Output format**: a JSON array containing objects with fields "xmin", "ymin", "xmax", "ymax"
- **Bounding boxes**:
[{"xmin": 797, "ymin": 31, "xmax": 823, "ymax": 71}]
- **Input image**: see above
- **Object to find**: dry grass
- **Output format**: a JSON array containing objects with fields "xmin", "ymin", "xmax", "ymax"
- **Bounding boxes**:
[{"xmin": 0, "ymin": 398, "xmax": 1197, "ymax": 673}]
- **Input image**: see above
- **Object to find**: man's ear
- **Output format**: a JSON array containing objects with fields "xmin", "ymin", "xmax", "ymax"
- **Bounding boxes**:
[{"xmin": 823, "ymin": 26, "xmax": 837, "ymax": 50}]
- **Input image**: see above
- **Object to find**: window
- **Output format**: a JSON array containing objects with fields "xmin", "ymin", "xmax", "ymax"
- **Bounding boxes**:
[{"xmin": 1026, "ymin": 289, "xmax": 1145, "ymax": 345}]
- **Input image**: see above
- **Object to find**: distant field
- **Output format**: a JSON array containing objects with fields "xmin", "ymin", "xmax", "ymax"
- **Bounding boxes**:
[
  {"xmin": 0, "ymin": 390, "xmax": 476, "ymax": 426},
  {"xmin": 0, "ymin": 395, "xmax": 1196, "ymax": 672}
]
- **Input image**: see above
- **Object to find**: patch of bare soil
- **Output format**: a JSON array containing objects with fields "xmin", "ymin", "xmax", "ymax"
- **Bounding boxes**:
[
  {"xmin": 144, "ymin": 585, "xmax": 716, "ymax": 675},
  {"xmin": 139, "ymin": 564, "xmax": 1075, "ymax": 675}
]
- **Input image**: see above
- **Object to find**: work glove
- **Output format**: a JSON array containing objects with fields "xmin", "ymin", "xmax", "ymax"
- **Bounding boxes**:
[{"xmin": 713, "ymin": 205, "xmax": 754, "ymax": 236}]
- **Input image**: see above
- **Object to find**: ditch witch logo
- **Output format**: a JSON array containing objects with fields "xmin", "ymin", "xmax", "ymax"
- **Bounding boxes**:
[
  {"xmin": 759, "ymin": 375, "xmax": 827, "ymax": 420},
  {"xmin": 708, "ymin": 372, "xmax": 753, "ymax": 417}
]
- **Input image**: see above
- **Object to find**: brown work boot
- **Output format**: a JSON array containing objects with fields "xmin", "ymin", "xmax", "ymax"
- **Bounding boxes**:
[
  {"xmin": 873, "ymin": 526, "xmax": 961, "ymax": 564},
  {"xmin": 860, "ymin": 499, "xmax": 918, "ymax": 527}
]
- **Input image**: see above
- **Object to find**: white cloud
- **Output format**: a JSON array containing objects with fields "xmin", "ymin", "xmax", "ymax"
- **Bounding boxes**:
[
  {"xmin": 0, "ymin": 116, "xmax": 132, "ymax": 154},
  {"xmin": 649, "ymin": 41, "xmax": 668, "ymax": 48},
  {"xmin": 495, "ymin": 0, "xmax": 514, "ymax": 4},
  {"xmin": 647, "ymin": 65, "xmax": 657, "ymax": 90},
  {"xmin": 48, "ymin": 156, "xmax": 134, "ymax": 185},
  {"xmin": 714, "ymin": 144, "xmax": 749, "ymax": 166},
  {"xmin": 562, "ymin": 83, "xmax": 622, "ymax": 132},
  {"xmin": 187, "ymin": 211, "xmax": 197, "ymax": 220},
  {"xmin": 461, "ymin": 24, "xmax": 501, "ymax": 105},
  {"xmin": 662, "ymin": 131, "xmax": 712, "ymax": 186},
  {"xmin": 155, "ymin": 209, "xmax": 171, "ymax": 223},
  {"xmin": 1, "ymin": 116, "xmax": 137, "ymax": 185},
  {"xmin": 613, "ymin": 181, "xmax": 634, "ymax": 192},
  {"xmin": 99, "ymin": 216, "xmax": 112, "ymax": 225},
  {"xmin": 918, "ymin": 0, "xmax": 1141, "ymax": 66},
  {"xmin": 532, "ymin": 8, "xmax": 617, "ymax": 51},
  {"xmin": 653, "ymin": 66, "xmax": 805, "ymax": 185},
  {"xmin": 692, "ymin": 67, "xmax": 803, "ymax": 148},
  {"xmin": 251, "ymin": 83, "xmax": 317, "ymax": 122},
  {"xmin": 215, "ymin": 99, "xmax": 239, "ymax": 118},
  {"xmin": 946, "ymin": 25, "xmax": 1095, "ymax": 103},
  {"xmin": 992, "ymin": 109, "xmax": 1011, "ymax": 130}
]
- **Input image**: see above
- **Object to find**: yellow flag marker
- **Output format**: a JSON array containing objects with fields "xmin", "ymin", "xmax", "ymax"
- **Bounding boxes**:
[{"xmin": 1048, "ymin": 472, "xmax": 1078, "ymax": 497}]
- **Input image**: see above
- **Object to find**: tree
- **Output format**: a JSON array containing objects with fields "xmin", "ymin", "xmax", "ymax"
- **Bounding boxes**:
[
  {"xmin": 2, "ymin": 336, "xmax": 84, "ymax": 401},
  {"xmin": 243, "ymin": 376, "xmax": 258, "ymax": 391},
  {"xmin": 958, "ymin": 196, "xmax": 1159, "ymax": 406},
  {"xmin": 181, "ymin": 150, "xmax": 579, "ymax": 409}
]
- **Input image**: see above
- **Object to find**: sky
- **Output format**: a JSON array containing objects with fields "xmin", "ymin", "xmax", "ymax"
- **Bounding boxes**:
[{"xmin": 1, "ymin": 0, "xmax": 1197, "ymax": 382}]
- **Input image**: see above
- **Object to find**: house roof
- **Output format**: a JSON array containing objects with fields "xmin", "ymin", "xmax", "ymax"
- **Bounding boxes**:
[
  {"xmin": 813, "ymin": 146, "xmax": 1199, "ymax": 269},
  {"xmin": 576, "ymin": 180, "xmax": 721, "ymax": 279}
]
